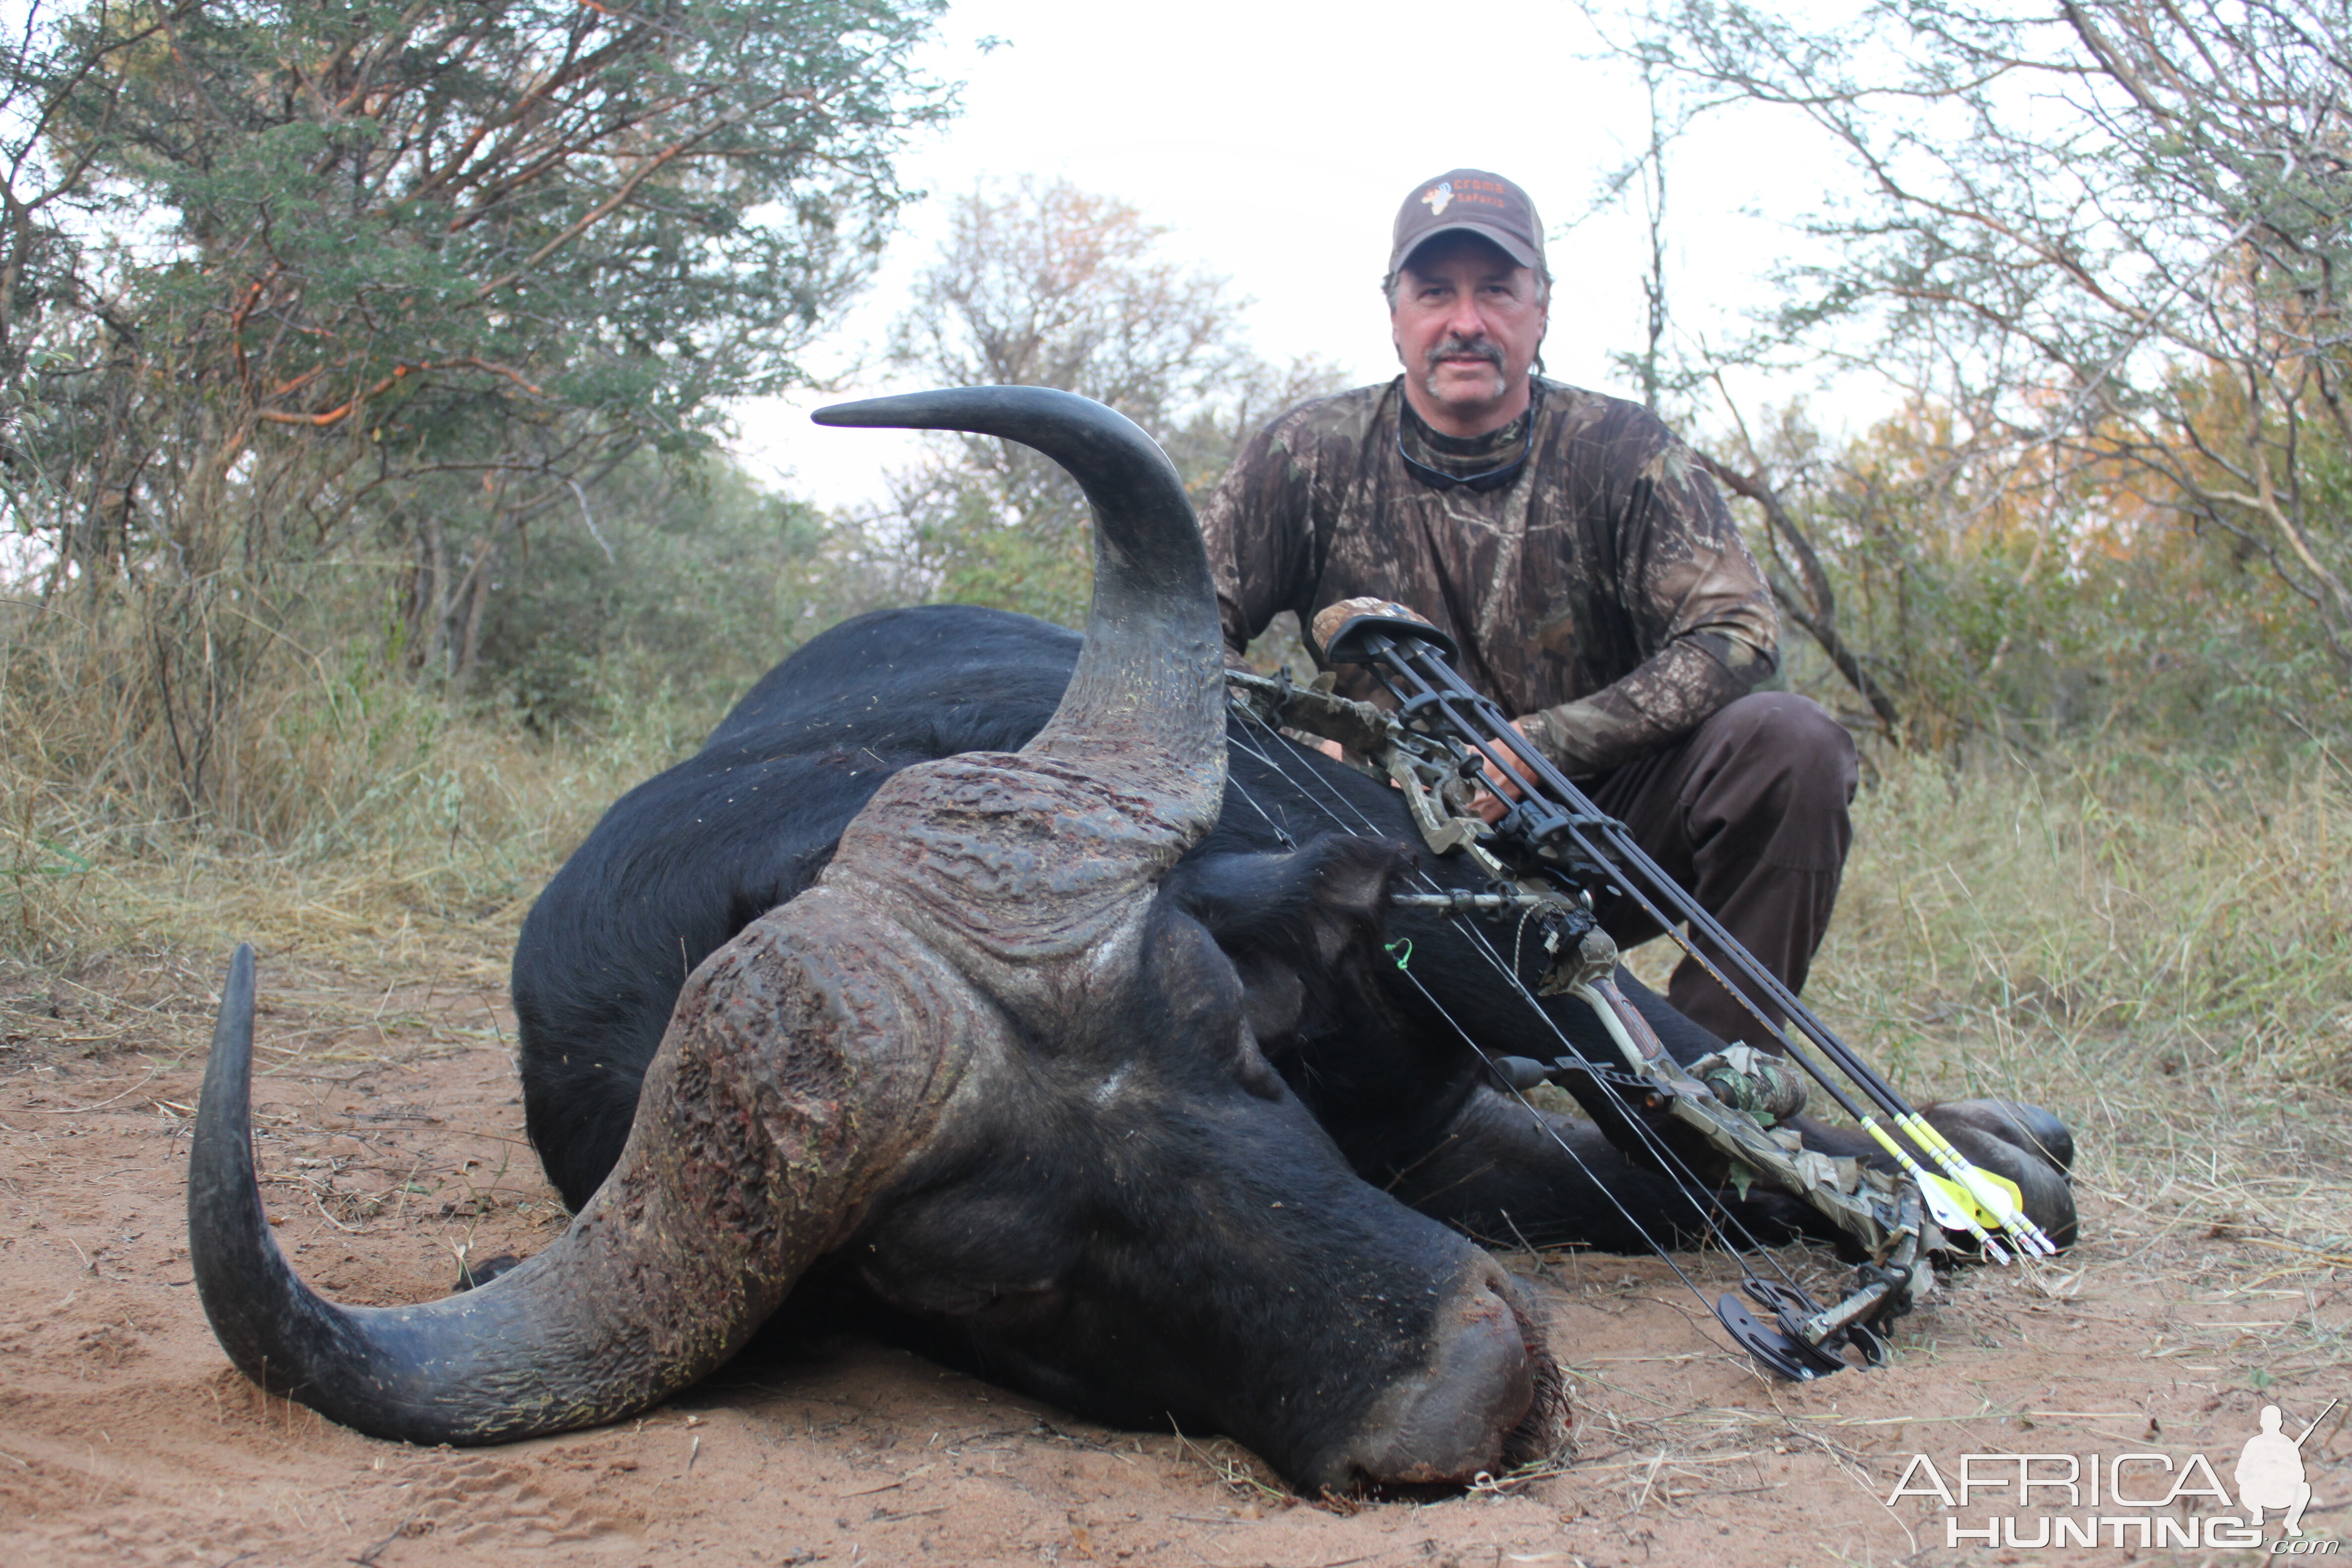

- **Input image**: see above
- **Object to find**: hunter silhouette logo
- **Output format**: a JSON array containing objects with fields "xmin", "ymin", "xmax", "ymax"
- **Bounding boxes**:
[
  {"xmin": 1421, "ymin": 181, "xmax": 1454, "ymax": 216},
  {"xmin": 2239, "ymin": 1400, "xmax": 2334, "ymax": 1537}
]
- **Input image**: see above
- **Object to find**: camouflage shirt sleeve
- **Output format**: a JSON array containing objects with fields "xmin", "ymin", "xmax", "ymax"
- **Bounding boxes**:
[
  {"xmin": 1517, "ymin": 425, "xmax": 1780, "ymax": 778},
  {"xmin": 1196, "ymin": 409, "xmax": 1318, "ymax": 660}
]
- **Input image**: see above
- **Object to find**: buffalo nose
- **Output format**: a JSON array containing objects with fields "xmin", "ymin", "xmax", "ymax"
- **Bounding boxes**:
[{"xmin": 1328, "ymin": 1269, "xmax": 1536, "ymax": 1488}]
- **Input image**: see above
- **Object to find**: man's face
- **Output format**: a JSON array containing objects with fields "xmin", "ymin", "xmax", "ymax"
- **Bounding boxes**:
[{"xmin": 1389, "ymin": 233, "xmax": 1548, "ymax": 436}]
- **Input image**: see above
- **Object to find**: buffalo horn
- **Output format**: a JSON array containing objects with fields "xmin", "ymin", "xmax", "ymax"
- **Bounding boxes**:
[{"xmin": 813, "ymin": 387, "xmax": 1226, "ymax": 836}]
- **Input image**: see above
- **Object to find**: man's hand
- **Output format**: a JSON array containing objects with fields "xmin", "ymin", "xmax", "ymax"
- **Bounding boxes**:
[
  {"xmin": 1310, "ymin": 595, "xmax": 1431, "ymax": 655},
  {"xmin": 1471, "ymin": 720, "xmax": 1542, "ymax": 824}
]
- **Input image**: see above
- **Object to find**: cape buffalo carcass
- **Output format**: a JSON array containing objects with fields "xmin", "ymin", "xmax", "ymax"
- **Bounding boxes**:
[
  {"xmin": 190, "ymin": 388, "xmax": 2073, "ymax": 1495},
  {"xmin": 191, "ymin": 388, "xmax": 1573, "ymax": 1495}
]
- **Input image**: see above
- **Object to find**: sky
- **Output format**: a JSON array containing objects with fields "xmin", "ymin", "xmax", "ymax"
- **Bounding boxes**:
[{"xmin": 733, "ymin": 0, "xmax": 1858, "ymax": 509}]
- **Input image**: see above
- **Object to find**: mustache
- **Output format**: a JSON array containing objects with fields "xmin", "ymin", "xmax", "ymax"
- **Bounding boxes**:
[{"xmin": 1424, "ymin": 335, "xmax": 1505, "ymax": 372}]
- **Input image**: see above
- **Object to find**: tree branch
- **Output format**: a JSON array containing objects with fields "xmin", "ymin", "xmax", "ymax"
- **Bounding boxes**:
[{"xmin": 1696, "ymin": 449, "xmax": 1904, "ymax": 733}]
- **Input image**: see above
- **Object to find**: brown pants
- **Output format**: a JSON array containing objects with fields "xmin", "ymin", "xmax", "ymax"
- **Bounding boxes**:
[{"xmin": 1579, "ymin": 692, "xmax": 1859, "ymax": 1046}]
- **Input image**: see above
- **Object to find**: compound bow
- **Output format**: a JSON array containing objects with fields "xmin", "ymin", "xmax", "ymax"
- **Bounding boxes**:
[{"xmin": 1221, "ymin": 601, "xmax": 2055, "ymax": 1383}]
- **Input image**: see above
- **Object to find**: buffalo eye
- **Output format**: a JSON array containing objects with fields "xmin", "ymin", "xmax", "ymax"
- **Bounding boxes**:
[{"xmin": 1227, "ymin": 1015, "xmax": 1287, "ymax": 1100}]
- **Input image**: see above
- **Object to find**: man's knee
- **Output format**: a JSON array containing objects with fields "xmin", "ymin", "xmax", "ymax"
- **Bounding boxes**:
[
  {"xmin": 1707, "ymin": 692, "xmax": 1858, "ymax": 804},
  {"xmin": 1676, "ymin": 693, "xmax": 1857, "ymax": 877}
]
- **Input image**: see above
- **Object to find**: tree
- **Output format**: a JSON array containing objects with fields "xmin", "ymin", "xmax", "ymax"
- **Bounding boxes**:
[
  {"xmin": 0, "ymin": 2, "xmax": 158, "ymax": 461},
  {"xmin": 1705, "ymin": 398, "xmax": 2130, "ymax": 749},
  {"xmin": 876, "ymin": 178, "xmax": 1344, "ymax": 625},
  {"xmin": 1618, "ymin": 0, "xmax": 2352, "ymax": 682},
  {"xmin": 467, "ymin": 449, "xmax": 833, "ymax": 732},
  {"xmin": 4, "ymin": 0, "xmax": 950, "ymax": 806}
]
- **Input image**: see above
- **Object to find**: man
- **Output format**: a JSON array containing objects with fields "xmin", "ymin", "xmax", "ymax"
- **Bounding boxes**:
[{"xmin": 1197, "ymin": 168, "xmax": 1858, "ymax": 1045}]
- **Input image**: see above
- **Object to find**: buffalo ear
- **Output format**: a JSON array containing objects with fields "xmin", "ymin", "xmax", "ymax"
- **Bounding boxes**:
[{"xmin": 1164, "ymin": 834, "xmax": 1414, "ymax": 1046}]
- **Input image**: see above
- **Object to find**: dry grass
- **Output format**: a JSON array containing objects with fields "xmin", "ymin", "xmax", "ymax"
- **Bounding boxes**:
[
  {"xmin": 1609, "ymin": 742, "xmax": 2352, "ymax": 1297},
  {"xmin": 1, "ymin": 605, "xmax": 722, "ymax": 995},
  {"xmin": 1820, "ymin": 746, "xmax": 2352, "ymax": 1311},
  {"xmin": 1823, "ymin": 745, "xmax": 2352, "ymax": 1084}
]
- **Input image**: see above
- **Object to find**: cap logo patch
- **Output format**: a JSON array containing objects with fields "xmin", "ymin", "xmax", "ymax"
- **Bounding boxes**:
[{"xmin": 1421, "ymin": 181, "xmax": 1454, "ymax": 216}]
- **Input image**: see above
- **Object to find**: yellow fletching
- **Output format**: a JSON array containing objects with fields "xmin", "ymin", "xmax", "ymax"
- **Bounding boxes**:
[{"xmin": 1923, "ymin": 1173, "xmax": 2009, "ymax": 1232}]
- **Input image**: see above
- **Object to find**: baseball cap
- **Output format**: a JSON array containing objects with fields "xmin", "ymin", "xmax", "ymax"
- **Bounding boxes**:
[{"xmin": 1386, "ymin": 170, "xmax": 1546, "ymax": 282}]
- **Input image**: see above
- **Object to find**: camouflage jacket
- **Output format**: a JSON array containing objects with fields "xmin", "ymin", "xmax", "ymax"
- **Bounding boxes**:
[{"xmin": 1197, "ymin": 376, "xmax": 1780, "ymax": 777}]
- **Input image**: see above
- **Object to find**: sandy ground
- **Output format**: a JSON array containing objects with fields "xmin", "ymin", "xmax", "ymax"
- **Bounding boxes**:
[{"xmin": 2, "ymin": 950, "xmax": 2347, "ymax": 1568}]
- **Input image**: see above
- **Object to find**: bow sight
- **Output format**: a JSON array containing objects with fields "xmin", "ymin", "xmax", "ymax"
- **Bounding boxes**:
[{"xmin": 1224, "ymin": 602, "xmax": 2058, "ymax": 1383}]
